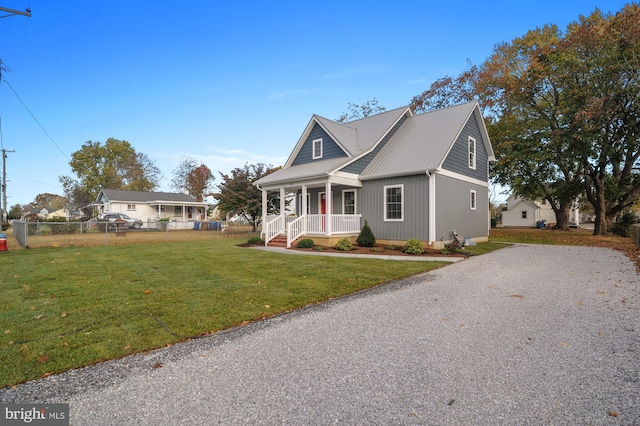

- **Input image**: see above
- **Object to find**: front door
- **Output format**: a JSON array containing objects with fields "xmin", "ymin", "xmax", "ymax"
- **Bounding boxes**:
[{"xmin": 320, "ymin": 193, "xmax": 326, "ymax": 231}]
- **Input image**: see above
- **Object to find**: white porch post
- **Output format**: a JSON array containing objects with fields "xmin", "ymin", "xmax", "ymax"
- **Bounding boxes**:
[
  {"xmin": 325, "ymin": 181, "xmax": 332, "ymax": 236},
  {"xmin": 261, "ymin": 188, "xmax": 267, "ymax": 235},
  {"xmin": 280, "ymin": 187, "xmax": 286, "ymax": 233},
  {"xmin": 301, "ymin": 184, "xmax": 308, "ymax": 235}
]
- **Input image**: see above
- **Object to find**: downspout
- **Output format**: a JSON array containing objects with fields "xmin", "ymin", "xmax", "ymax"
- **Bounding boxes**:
[{"xmin": 426, "ymin": 170, "xmax": 436, "ymax": 246}]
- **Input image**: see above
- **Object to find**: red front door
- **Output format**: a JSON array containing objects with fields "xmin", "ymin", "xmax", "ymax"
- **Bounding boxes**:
[{"xmin": 320, "ymin": 193, "xmax": 326, "ymax": 231}]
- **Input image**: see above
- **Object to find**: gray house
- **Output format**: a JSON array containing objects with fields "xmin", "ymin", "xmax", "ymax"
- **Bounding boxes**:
[{"xmin": 254, "ymin": 101, "xmax": 495, "ymax": 248}]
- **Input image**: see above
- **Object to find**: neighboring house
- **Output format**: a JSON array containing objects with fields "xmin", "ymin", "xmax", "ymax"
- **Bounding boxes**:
[
  {"xmin": 92, "ymin": 189, "xmax": 209, "ymax": 229},
  {"xmin": 254, "ymin": 102, "xmax": 495, "ymax": 248},
  {"xmin": 25, "ymin": 207, "xmax": 65, "ymax": 220},
  {"xmin": 501, "ymin": 194, "xmax": 580, "ymax": 228}
]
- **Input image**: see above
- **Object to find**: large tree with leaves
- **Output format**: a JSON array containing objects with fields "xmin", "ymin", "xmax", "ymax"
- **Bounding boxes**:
[
  {"xmin": 214, "ymin": 163, "xmax": 282, "ymax": 232},
  {"xmin": 60, "ymin": 138, "xmax": 161, "ymax": 209},
  {"xmin": 170, "ymin": 156, "xmax": 215, "ymax": 202},
  {"xmin": 410, "ymin": 4, "xmax": 640, "ymax": 233}
]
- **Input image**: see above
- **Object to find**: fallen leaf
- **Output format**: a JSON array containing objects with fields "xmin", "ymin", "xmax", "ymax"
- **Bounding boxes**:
[
  {"xmin": 123, "ymin": 344, "xmax": 131, "ymax": 350},
  {"xmin": 608, "ymin": 411, "xmax": 618, "ymax": 417},
  {"xmin": 143, "ymin": 290, "xmax": 152, "ymax": 295},
  {"xmin": 510, "ymin": 294, "xmax": 524, "ymax": 299},
  {"xmin": 37, "ymin": 355, "xmax": 49, "ymax": 363},
  {"xmin": 152, "ymin": 362, "xmax": 163, "ymax": 369},
  {"xmin": 50, "ymin": 294, "xmax": 56, "ymax": 299},
  {"xmin": 577, "ymin": 301, "xmax": 583, "ymax": 305},
  {"xmin": 598, "ymin": 331, "xmax": 603, "ymax": 336},
  {"xmin": 560, "ymin": 341, "xmax": 569, "ymax": 347},
  {"xmin": 30, "ymin": 306, "xmax": 35, "ymax": 310},
  {"xmin": 41, "ymin": 372, "xmax": 54, "ymax": 378},
  {"xmin": 4, "ymin": 330, "xmax": 9, "ymax": 334},
  {"xmin": 35, "ymin": 314, "xmax": 44, "ymax": 319},
  {"xmin": 62, "ymin": 342, "xmax": 69, "ymax": 347},
  {"xmin": 264, "ymin": 305, "xmax": 270, "ymax": 309},
  {"xmin": 60, "ymin": 312, "xmax": 67, "ymax": 318}
]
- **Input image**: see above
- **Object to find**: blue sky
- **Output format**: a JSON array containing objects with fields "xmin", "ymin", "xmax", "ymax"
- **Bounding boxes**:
[{"xmin": 0, "ymin": 0, "xmax": 631, "ymax": 207}]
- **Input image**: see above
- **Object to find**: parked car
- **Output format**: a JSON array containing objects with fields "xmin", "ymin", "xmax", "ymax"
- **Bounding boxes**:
[{"xmin": 97, "ymin": 212, "xmax": 143, "ymax": 229}]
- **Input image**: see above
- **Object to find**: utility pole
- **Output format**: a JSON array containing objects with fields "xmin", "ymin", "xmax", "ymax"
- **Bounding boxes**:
[
  {"xmin": 1, "ymin": 149, "xmax": 14, "ymax": 222},
  {"xmin": 0, "ymin": 5, "xmax": 31, "ymax": 224},
  {"xmin": 0, "ymin": 6, "xmax": 31, "ymax": 18}
]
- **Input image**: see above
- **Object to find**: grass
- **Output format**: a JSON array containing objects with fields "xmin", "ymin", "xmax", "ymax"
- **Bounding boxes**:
[{"xmin": 0, "ymin": 236, "xmax": 452, "ymax": 388}]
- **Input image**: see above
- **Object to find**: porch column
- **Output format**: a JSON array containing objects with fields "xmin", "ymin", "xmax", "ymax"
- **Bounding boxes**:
[
  {"xmin": 301, "ymin": 185, "xmax": 308, "ymax": 234},
  {"xmin": 280, "ymin": 187, "xmax": 286, "ymax": 233},
  {"xmin": 261, "ymin": 188, "xmax": 267, "ymax": 235},
  {"xmin": 325, "ymin": 181, "xmax": 332, "ymax": 236}
]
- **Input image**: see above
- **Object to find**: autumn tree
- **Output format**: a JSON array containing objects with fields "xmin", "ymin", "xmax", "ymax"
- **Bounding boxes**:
[
  {"xmin": 337, "ymin": 98, "xmax": 386, "ymax": 122},
  {"xmin": 170, "ymin": 156, "xmax": 215, "ymax": 202},
  {"xmin": 214, "ymin": 163, "xmax": 282, "ymax": 232},
  {"xmin": 60, "ymin": 138, "xmax": 161, "ymax": 209}
]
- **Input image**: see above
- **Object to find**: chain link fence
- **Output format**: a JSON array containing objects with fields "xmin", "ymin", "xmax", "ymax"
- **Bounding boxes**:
[{"xmin": 10, "ymin": 220, "xmax": 229, "ymax": 248}]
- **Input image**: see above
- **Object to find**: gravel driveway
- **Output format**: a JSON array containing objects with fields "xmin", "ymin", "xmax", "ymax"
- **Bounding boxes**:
[{"xmin": 2, "ymin": 244, "xmax": 639, "ymax": 425}]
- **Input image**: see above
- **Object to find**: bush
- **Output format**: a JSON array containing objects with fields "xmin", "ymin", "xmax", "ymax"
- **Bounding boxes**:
[
  {"xmin": 297, "ymin": 238, "xmax": 315, "ymax": 249},
  {"xmin": 442, "ymin": 240, "xmax": 462, "ymax": 254},
  {"xmin": 247, "ymin": 236, "xmax": 263, "ymax": 245},
  {"xmin": 335, "ymin": 238, "xmax": 353, "ymax": 251},
  {"xmin": 404, "ymin": 239, "xmax": 424, "ymax": 254},
  {"xmin": 610, "ymin": 212, "xmax": 638, "ymax": 237},
  {"xmin": 356, "ymin": 221, "xmax": 376, "ymax": 247}
]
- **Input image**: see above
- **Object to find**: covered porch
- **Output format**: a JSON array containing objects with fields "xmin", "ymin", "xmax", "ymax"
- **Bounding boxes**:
[{"xmin": 258, "ymin": 175, "xmax": 363, "ymax": 248}]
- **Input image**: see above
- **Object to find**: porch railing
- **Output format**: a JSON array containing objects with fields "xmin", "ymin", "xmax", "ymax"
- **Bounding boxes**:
[
  {"xmin": 263, "ymin": 215, "xmax": 284, "ymax": 246},
  {"xmin": 287, "ymin": 215, "xmax": 306, "ymax": 248}
]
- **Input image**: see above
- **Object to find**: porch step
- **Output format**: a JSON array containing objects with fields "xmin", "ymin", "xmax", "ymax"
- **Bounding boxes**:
[{"xmin": 267, "ymin": 235, "xmax": 288, "ymax": 247}]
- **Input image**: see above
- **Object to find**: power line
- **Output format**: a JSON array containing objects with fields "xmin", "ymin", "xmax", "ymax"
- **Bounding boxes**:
[{"xmin": 2, "ymin": 78, "xmax": 70, "ymax": 161}]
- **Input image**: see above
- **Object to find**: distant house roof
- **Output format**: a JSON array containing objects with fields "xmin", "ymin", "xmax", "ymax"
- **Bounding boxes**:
[{"xmin": 96, "ymin": 189, "xmax": 205, "ymax": 205}]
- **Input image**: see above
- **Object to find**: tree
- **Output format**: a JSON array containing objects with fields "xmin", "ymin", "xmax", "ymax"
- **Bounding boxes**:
[
  {"xmin": 336, "ymin": 98, "xmax": 386, "ymax": 123},
  {"xmin": 60, "ymin": 138, "xmax": 161, "ymax": 208},
  {"xmin": 8, "ymin": 204, "xmax": 22, "ymax": 220},
  {"xmin": 214, "ymin": 163, "xmax": 282, "ymax": 232},
  {"xmin": 30, "ymin": 193, "xmax": 67, "ymax": 210},
  {"xmin": 170, "ymin": 156, "xmax": 215, "ymax": 202}
]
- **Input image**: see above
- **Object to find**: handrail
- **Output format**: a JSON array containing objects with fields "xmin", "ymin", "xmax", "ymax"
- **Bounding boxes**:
[
  {"xmin": 263, "ymin": 215, "xmax": 284, "ymax": 246},
  {"xmin": 286, "ymin": 215, "xmax": 306, "ymax": 248}
]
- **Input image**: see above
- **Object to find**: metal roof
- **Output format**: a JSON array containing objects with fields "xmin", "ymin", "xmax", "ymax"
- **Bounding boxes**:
[{"xmin": 360, "ymin": 102, "xmax": 488, "ymax": 179}]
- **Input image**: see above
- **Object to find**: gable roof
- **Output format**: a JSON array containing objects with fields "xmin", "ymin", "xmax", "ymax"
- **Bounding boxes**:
[
  {"xmin": 360, "ymin": 102, "xmax": 493, "ymax": 180},
  {"xmin": 284, "ymin": 106, "xmax": 410, "ymax": 167},
  {"xmin": 97, "ymin": 188, "xmax": 201, "ymax": 204},
  {"xmin": 255, "ymin": 102, "xmax": 493, "ymax": 188}
]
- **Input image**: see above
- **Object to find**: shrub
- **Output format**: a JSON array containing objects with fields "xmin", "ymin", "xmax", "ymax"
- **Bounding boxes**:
[
  {"xmin": 610, "ymin": 212, "xmax": 638, "ymax": 237},
  {"xmin": 247, "ymin": 236, "xmax": 263, "ymax": 245},
  {"xmin": 404, "ymin": 239, "xmax": 424, "ymax": 254},
  {"xmin": 297, "ymin": 238, "xmax": 315, "ymax": 249},
  {"xmin": 356, "ymin": 221, "xmax": 376, "ymax": 247},
  {"xmin": 335, "ymin": 238, "xmax": 353, "ymax": 251},
  {"xmin": 442, "ymin": 240, "xmax": 462, "ymax": 254}
]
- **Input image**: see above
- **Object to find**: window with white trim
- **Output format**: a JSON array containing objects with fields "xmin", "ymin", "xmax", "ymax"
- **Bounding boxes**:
[
  {"xmin": 312, "ymin": 138, "xmax": 323, "ymax": 159},
  {"xmin": 470, "ymin": 190, "xmax": 477, "ymax": 210},
  {"xmin": 127, "ymin": 204, "xmax": 136, "ymax": 211},
  {"xmin": 384, "ymin": 184, "xmax": 404, "ymax": 221},
  {"xmin": 343, "ymin": 190, "xmax": 356, "ymax": 215},
  {"xmin": 468, "ymin": 136, "xmax": 476, "ymax": 170}
]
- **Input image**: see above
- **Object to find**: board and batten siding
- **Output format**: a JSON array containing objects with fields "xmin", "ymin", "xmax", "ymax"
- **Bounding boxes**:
[
  {"xmin": 440, "ymin": 113, "xmax": 489, "ymax": 182},
  {"xmin": 296, "ymin": 185, "xmax": 359, "ymax": 215},
  {"xmin": 435, "ymin": 174, "xmax": 488, "ymax": 240},
  {"xmin": 360, "ymin": 174, "xmax": 429, "ymax": 242},
  {"xmin": 291, "ymin": 123, "xmax": 347, "ymax": 166}
]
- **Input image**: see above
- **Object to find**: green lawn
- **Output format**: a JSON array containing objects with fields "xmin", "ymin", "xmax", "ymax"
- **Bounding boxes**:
[{"xmin": 0, "ymin": 237, "xmax": 454, "ymax": 388}]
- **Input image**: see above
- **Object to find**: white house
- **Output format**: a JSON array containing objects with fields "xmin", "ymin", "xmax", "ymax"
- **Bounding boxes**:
[
  {"xmin": 501, "ymin": 194, "xmax": 579, "ymax": 227},
  {"xmin": 93, "ymin": 188, "xmax": 209, "ymax": 229}
]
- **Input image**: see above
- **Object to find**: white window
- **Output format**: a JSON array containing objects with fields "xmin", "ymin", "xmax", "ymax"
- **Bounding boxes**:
[
  {"xmin": 127, "ymin": 204, "xmax": 136, "ymax": 211},
  {"xmin": 384, "ymin": 184, "xmax": 403, "ymax": 221},
  {"xmin": 342, "ymin": 190, "xmax": 356, "ymax": 215},
  {"xmin": 312, "ymin": 138, "xmax": 323, "ymax": 159},
  {"xmin": 468, "ymin": 137, "xmax": 476, "ymax": 170},
  {"xmin": 470, "ymin": 190, "xmax": 477, "ymax": 210}
]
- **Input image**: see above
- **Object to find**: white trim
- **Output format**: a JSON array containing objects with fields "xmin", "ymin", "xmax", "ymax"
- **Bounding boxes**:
[
  {"xmin": 342, "ymin": 189, "xmax": 357, "ymax": 215},
  {"xmin": 383, "ymin": 184, "xmax": 404, "ymax": 222},
  {"xmin": 428, "ymin": 171, "xmax": 436, "ymax": 245},
  {"xmin": 470, "ymin": 189, "xmax": 477, "ymax": 210},
  {"xmin": 436, "ymin": 168, "xmax": 488, "ymax": 187},
  {"xmin": 312, "ymin": 138, "xmax": 323, "ymax": 159},
  {"xmin": 468, "ymin": 136, "xmax": 477, "ymax": 170}
]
